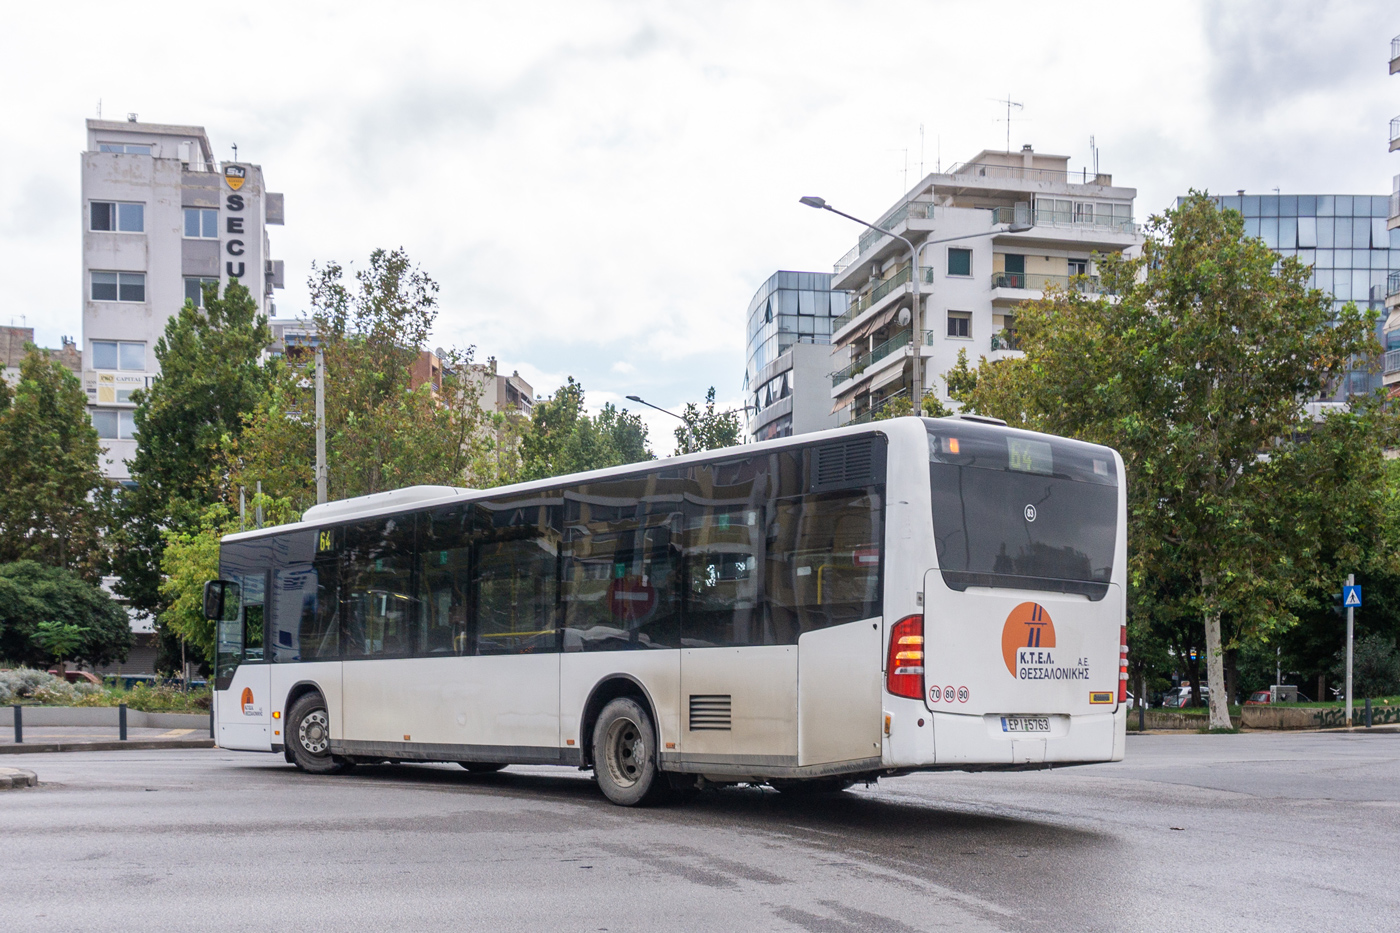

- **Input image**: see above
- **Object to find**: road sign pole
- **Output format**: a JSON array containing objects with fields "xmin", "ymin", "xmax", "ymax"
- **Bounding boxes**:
[{"xmin": 1346, "ymin": 573, "xmax": 1354, "ymax": 729}]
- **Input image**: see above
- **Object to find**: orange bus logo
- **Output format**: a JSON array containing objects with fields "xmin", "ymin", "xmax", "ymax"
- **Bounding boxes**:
[
  {"xmin": 241, "ymin": 687, "xmax": 255, "ymax": 715},
  {"xmin": 1001, "ymin": 602, "xmax": 1056, "ymax": 676}
]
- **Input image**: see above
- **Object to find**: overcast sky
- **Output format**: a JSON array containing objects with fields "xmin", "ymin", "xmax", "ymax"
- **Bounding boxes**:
[{"xmin": 3, "ymin": 0, "xmax": 1397, "ymax": 453}]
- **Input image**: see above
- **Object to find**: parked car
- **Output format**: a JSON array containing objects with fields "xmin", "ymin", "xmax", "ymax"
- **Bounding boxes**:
[
  {"xmin": 47, "ymin": 669, "xmax": 101, "ymax": 685},
  {"xmin": 1162, "ymin": 685, "xmax": 1210, "ymax": 708},
  {"xmin": 1245, "ymin": 688, "xmax": 1312, "ymax": 705}
]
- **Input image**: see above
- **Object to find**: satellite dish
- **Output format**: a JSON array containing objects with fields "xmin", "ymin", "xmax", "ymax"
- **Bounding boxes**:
[
  {"xmin": 897, "ymin": 306, "xmax": 912, "ymax": 327},
  {"xmin": 434, "ymin": 347, "xmax": 445, "ymax": 359}
]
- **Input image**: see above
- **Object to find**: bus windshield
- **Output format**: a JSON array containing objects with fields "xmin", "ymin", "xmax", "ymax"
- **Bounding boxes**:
[{"xmin": 926, "ymin": 420, "xmax": 1117, "ymax": 600}]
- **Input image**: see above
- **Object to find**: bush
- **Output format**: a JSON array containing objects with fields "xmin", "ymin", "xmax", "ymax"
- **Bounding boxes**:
[
  {"xmin": 0, "ymin": 667, "xmax": 61, "ymax": 700},
  {"xmin": 1331, "ymin": 634, "xmax": 1400, "ymax": 699}
]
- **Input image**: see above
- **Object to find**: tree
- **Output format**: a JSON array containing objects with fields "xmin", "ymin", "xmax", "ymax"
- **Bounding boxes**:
[
  {"xmin": 957, "ymin": 193, "xmax": 1380, "ymax": 730},
  {"xmin": 0, "ymin": 560, "xmax": 131, "ymax": 669},
  {"xmin": 517, "ymin": 377, "xmax": 652, "ymax": 481},
  {"xmin": 675, "ymin": 388, "xmax": 742, "ymax": 453},
  {"xmin": 0, "ymin": 348, "xmax": 112, "ymax": 581},
  {"xmin": 237, "ymin": 248, "xmax": 490, "ymax": 507},
  {"xmin": 871, "ymin": 392, "xmax": 951, "ymax": 421},
  {"xmin": 1331, "ymin": 633, "xmax": 1400, "ymax": 700},
  {"xmin": 113, "ymin": 280, "xmax": 274, "ymax": 620}
]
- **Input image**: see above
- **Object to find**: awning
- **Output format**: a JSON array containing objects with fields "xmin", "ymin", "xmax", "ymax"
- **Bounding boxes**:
[
  {"xmin": 844, "ymin": 303, "xmax": 904, "ymax": 342},
  {"xmin": 869, "ymin": 357, "xmax": 909, "ymax": 392}
]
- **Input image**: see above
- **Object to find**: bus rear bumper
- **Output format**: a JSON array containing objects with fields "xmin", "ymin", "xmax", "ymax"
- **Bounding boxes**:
[{"xmin": 909, "ymin": 708, "xmax": 1124, "ymax": 768}]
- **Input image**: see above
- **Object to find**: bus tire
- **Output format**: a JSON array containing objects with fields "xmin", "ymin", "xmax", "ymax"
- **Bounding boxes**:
[
  {"xmin": 592, "ymin": 697, "xmax": 670, "ymax": 807},
  {"xmin": 458, "ymin": 762, "xmax": 507, "ymax": 773},
  {"xmin": 768, "ymin": 777, "xmax": 853, "ymax": 796},
  {"xmin": 288, "ymin": 693, "xmax": 353, "ymax": 775}
]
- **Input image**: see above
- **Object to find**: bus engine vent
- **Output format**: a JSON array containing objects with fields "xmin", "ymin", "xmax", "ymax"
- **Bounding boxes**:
[
  {"xmin": 810, "ymin": 436, "xmax": 886, "ymax": 493},
  {"xmin": 688, "ymin": 694, "xmax": 732, "ymax": 731}
]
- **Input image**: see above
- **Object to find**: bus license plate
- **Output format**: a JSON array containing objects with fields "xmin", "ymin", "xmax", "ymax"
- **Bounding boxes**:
[{"xmin": 1001, "ymin": 716, "xmax": 1050, "ymax": 733}]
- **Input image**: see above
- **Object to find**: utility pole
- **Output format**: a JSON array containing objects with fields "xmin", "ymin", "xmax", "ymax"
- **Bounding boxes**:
[
  {"xmin": 315, "ymin": 346, "xmax": 328, "ymax": 504},
  {"xmin": 1346, "ymin": 572, "xmax": 1355, "ymax": 728}
]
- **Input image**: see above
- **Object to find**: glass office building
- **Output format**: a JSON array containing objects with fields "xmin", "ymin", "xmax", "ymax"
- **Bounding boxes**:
[
  {"xmin": 743, "ymin": 271, "xmax": 848, "ymax": 441},
  {"xmin": 1192, "ymin": 193, "xmax": 1400, "ymax": 397}
]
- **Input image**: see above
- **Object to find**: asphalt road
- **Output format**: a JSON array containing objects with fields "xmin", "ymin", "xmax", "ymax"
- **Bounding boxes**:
[{"xmin": 3, "ymin": 732, "xmax": 1396, "ymax": 932}]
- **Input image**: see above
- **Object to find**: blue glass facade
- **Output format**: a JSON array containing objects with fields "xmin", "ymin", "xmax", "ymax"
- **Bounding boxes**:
[
  {"xmin": 744, "ymin": 270, "xmax": 847, "ymax": 392},
  {"xmin": 1193, "ymin": 193, "xmax": 1400, "ymax": 396}
]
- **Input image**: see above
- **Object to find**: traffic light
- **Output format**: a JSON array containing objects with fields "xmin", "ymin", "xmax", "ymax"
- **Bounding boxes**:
[{"xmin": 1331, "ymin": 593, "xmax": 1345, "ymax": 618}]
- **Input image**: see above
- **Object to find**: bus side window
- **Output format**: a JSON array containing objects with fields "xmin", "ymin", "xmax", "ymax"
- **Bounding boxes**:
[
  {"xmin": 767, "ymin": 489, "xmax": 883, "ymax": 638},
  {"xmin": 242, "ymin": 572, "xmax": 266, "ymax": 663},
  {"xmin": 417, "ymin": 504, "xmax": 472, "ymax": 656},
  {"xmin": 343, "ymin": 516, "xmax": 416, "ymax": 659},
  {"xmin": 476, "ymin": 496, "xmax": 561, "ymax": 655}
]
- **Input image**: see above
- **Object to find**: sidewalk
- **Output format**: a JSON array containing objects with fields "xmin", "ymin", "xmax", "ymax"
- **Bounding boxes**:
[{"xmin": 1, "ymin": 724, "xmax": 214, "ymax": 754}]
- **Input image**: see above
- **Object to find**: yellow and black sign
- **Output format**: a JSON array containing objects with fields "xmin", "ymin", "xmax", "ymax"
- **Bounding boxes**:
[
  {"xmin": 224, "ymin": 164, "xmax": 246, "ymax": 191},
  {"xmin": 1089, "ymin": 691, "xmax": 1114, "ymax": 705},
  {"xmin": 317, "ymin": 528, "xmax": 337, "ymax": 553}
]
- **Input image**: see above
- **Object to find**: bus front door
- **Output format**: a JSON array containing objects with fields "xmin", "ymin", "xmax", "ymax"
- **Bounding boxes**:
[{"xmin": 215, "ymin": 574, "xmax": 271, "ymax": 751}]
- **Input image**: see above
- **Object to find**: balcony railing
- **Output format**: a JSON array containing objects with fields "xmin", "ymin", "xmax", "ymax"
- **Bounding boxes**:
[
  {"xmin": 831, "ymin": 264, "xmax": 912, "ymax": 332},
  {"xmin": 991, "ymin": 272, "xmax": 1105, "ymax": 294},
  {"xmin": 1385, "ymin": 348, "xmax": 1400, "ymax": 376},
  {"xmin": 847, "ymin": 387, "xmax": 911, "ymax": 426},
  {"xmin": 844, "ymin": 201, "xmax": 936, "ymax": 261},
  {"xmin": 1393, "ymin": 35, "xmax": 1400, "ymax": 73},
  {"xmin": 1389, "ymin": 271, "xmax": 1400, "ymax": 298},
  {"xmin": 833, "ymin": 243, "xmax": 860, "ymax": 275},
  {"xmin": 991, "ymin": 205, "xmax": 1138, "ymax": 236},
  {"xmin": 991, "ymin": 330, "xmax": 1021, "ymax": 351},
  {"xmin": 831, "ymin": 327, "xmax": 911, "ymax": 387},
  {"xmin": 1392, "ymin": 116, "xmax": 1400, "ymax": 150}
]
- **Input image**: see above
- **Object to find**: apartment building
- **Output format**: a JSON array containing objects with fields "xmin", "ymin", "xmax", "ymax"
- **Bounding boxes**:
[
  {"xmin": 743, "ymin": 270, "xmax": 848, "ymax": 441},
  {"xmin": 2, "ymin": 325, "xmax": 80, "ymax": 384},
  {"xmin": 826, "ymin": 146, "xmax": 1141, "ymax": 424},
  {"xmin": 81, "ymin": 117, "xmax": 285, "ymax": 481}
]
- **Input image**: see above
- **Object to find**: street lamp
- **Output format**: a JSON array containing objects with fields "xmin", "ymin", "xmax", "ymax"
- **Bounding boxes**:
[
  {"xmin": 800, "ymin": 196, "xmax": 1030, "ymax": 412},
  {"xmin": 626, "ymin": 394, "xmax": 695, "ymax": 452}
]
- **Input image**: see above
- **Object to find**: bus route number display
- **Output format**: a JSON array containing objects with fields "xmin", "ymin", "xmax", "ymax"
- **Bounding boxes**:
[{"xmin": 1007, "ymin": 438, "xmax": 1053, "ymax": 475}]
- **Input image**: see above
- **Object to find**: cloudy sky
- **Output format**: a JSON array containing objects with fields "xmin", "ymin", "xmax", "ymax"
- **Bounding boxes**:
[{"xmin": 3, "ymin": 0, "xmax": 1397, "ymax": 453}]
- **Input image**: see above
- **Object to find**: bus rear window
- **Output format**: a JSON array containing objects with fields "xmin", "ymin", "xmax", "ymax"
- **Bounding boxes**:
[{"xmin": 927, "ymin": 422, "xmax": 1117, "ymax": 600}]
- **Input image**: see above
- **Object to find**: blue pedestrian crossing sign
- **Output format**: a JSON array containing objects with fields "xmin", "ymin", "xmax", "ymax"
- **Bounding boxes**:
[{"xmin": 1343, "ymin": 585, "xmax": 1362, "ymax": 608}]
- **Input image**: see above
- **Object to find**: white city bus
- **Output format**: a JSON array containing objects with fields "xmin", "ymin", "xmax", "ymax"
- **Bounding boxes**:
[{"xmin": 204, "ymin": 416, "xmax": 1127, "ymax": 805}]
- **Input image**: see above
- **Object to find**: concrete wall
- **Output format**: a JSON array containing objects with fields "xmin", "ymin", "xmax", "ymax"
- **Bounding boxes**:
[{"xmin": 14, "ymin": 707, "xmax": 208, "ymax": 729}]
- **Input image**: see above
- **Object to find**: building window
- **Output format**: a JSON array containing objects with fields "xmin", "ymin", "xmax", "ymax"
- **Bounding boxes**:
[
  {"xmin": 91, "ymin": 272, "xmax": 145, "ymax": 303},
  {"xmin": 948, "ymin": 248, "xmax": 972, "ymax": 277},
  {"xmin": 1068, "ymin": 258, "xmax": 1089, "ymax": 276},
  {"xmin": 91, "ymin": 340, "xmax": 145, "ymax": 372},
  {"xmin": 91, "ymin": 408, "xmax": 137, "ymax": 439},
  {"xmin": 184, "ymin": 277, "xmax": 219, "ymax": 307},
  {"xmin": 947, "ymin": 311, "xmax": 971, "ymax": 338},
  {"xmin": 98, "ymin": 143, "xmax": 152, "ymax": 155},
  {"xmin": 90, "ymin": 201, "xmax": 144, "ymax": 232},
  {"xmin": 184, "ymin": 207, "xmax": 218, "ymax": 239}
]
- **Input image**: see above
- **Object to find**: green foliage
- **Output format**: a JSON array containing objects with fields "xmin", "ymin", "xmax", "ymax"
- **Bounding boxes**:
[
  {"xmin": 956, "ymin": 192, "xmax": 1384, "ymax": 724},
  {"xmin": 871, "ymin": 392, "xmax": 951, "ymax": 421},
  {"xmin": 517, "ymin": 377, "xmax": 652, "ymax": 481},
  {"xmin": 0, "ymin": 348, "xmax": 112, "ymax": 580},
  {"xmin": 1331, "ymin": 633, "xmax": 1400, "ymax": 699},
  {"xmin": 74, "ymin": 680, "xmax": 213, "ymax": 712},
  {"xmin": 942, "ymin": 348, "xmax": 979, "ymax": 405},
  {"xmin": 0, "ymin": 561, "xmax": 130, "ymax": 669},
  {"xmin": 238, "ymin": 248, "xmax": 489, "ymax": 507},
  {"xmin": 675, "ymin": 388, "xmax": 741, "ymax": 454},
  {"xmin": 113, "ymin": 280, "xmax": 274, "ymax": 618}
]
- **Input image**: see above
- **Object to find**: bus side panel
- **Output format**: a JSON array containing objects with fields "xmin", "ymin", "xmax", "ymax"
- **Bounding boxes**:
[
  {"xmin": 560, "ymin": 650, "xmax": 680, "ymax": 751},
  {"xmin": 269, "ymin": 661, "xmax": 341, "ymax": 749},
  {"xmin": 342, "ymin": 655, "xmax": 560, "ymax": 753},
  {"xmin": 217, "ymin": 663, "xmax": 271, "ymax": 751},
  {"xmin": 678, "ymin": 646, "xmax": 796, "ymax": 767},
  {"xmin": 797, "ymin": 619, "xmax": 882, "ymax": 767}
]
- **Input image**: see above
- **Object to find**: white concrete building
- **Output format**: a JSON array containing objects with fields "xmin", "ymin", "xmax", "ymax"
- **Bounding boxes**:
[
  {"xmin": 827, "ymin": 146, "xmax": 1141, "ymax": 423},
  {"xmin": 81, "ymin": 117, "xmax": 284, "ymax": 480}
]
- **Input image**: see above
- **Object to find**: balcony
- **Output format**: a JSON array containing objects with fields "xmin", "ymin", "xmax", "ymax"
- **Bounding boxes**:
[
  {"xmin": 946, "ymin": 161, "xmax": 1111, "ymax": 186},
  {"xmin": 846, "ymin": 387, "xmax": 910, "ymax": 426},
  {"xmin": 1392, "ymin": 35, "xmax": 1400, "ymax": 74},
  {"xmin": 990, "ymin": 329, "xmax": 1021, "ymax": 352},
  {"xmin": 831, "ymin": 327, "xmax": 911, "ymax": 387},
  {"xmin": 1386, "ymin": 349, "xmax": 1400, "ymax": 376},
  {"xmin": 1389, "ymin": 271, "xmax": 1400, "ymax": 298},
  {"xmin": 1391, "ymin": 116, "xmax": 1400, "ymax": 153},
  {"xmin": 831, "ymin": 264, "xmax": 911, "ymax": 332},
  {"xmin": 991, "ymin": 272, "xmax": 1105, "ymax": 294},
  {"xmin": 991, "ymin": 205, "xmax": 1139, "ymax": 236}
]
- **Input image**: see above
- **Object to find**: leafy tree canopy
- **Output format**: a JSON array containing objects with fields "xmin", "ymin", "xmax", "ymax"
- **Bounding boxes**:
[
  {"xmin": 0, "ymin": 560, "xmax": 130, "ymax": 669},
  {"xmin": 517, "ymin": 377, "xmax": 652, "ymax": 481},
  {"xmin": 0, "ymin": 348, "xmax": 111, "ymax": 580},
  {"xmin": 675, "ymin": 388, "xmax": 742, "ymax": 454}
]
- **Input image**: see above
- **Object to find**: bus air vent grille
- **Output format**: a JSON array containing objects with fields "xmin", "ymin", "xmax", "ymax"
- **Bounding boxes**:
[
  {"xmin": 811, "ymin": 436, "xmax": 884, "ymax": 492},
  {"xmin": 688, "ymin": 694, "xmax": 732, "ymax": 731}
]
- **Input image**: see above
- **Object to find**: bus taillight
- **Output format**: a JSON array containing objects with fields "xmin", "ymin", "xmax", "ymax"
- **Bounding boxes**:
[
  {"xmin": 887, "ymin": 615, "xmax": 925, "ymax": 700},
  {"xmin": 1118, "ymin": 624, "xmax": 1129, "ymax": 705}
]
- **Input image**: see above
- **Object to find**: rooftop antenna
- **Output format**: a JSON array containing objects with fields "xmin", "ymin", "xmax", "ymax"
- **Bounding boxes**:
[
  {"xmin": 96, "ymin": 98, "xmax": 101, "ymax": 119},
  {"xmin": 989, "ymin": 94, "xmax": 1023, "ymax": 153},
  {"xmin": 1090, "ymin": 135, "xmax": 1099, "ymax": 176},
  {"xmin": 937, "ymin": 134, "xmax": 941, "ymax": 174},
  {"xmin": 919, "ymin": 124, "xmax": 925, "ymax": 178},
  {"xmin": 231, "ymin": 142, "xmax": 238, "ymax": 161}
]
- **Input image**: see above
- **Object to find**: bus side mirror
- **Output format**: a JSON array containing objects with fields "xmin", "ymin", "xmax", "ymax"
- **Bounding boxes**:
[{"xmin": 203, "ymin": 580, "xmax": 240, "ymax": 621}]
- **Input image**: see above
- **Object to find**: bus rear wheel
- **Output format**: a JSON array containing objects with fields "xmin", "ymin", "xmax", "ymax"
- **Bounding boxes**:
[
  {"xmin": 288, "ymin": 693, "xmax": 353, "ymax": 775},
  {"xmin": 592, "ymin": 697, "xmax": 670, "ymax": 807}
]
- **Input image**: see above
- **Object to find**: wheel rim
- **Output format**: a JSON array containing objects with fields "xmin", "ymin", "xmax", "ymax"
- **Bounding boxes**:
[
  {"xmin": 299, "ymin": 709, "xmax": 329, "ymax": 755},
  {"xmin": 603, "ymin": 716, "xmax": 646, "ymax": 788}
]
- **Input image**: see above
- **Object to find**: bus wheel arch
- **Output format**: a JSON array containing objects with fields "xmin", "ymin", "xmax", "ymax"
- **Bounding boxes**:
[
  {"xmin": 286, "ymin": 689, "xmax": 353, "ymax": 775},
  {"xmin": 579, "ymin": 676, "xmax": 658, "ymax": 771}
]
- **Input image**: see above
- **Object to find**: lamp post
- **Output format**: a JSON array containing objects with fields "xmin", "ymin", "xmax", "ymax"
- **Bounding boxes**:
[
  {"xmin": 800, "ymin": 196, "xmax": 1029, "ymax": 412},
  {"xmin": 626, "ymin": 394, "xmax": 695, "ymax": 453}
]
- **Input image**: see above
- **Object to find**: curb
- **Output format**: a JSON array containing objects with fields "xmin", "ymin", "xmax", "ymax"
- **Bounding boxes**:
[
  {"xmin": 0, "ymin": 739, "xmax": 215, "ymax": 755},
  {"xmin": 0, "ymin": 766, "xmax": 39, "ymax": 788}
]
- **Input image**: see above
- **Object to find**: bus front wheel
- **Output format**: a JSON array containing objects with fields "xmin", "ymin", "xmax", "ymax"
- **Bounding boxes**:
[
  {"xmin": 288, "ymin": 693, "xmax": 354, "ymax": 775},
  {"xmin": 592, "ymin": 697, "xmax": 669, "ymax": 806}
]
